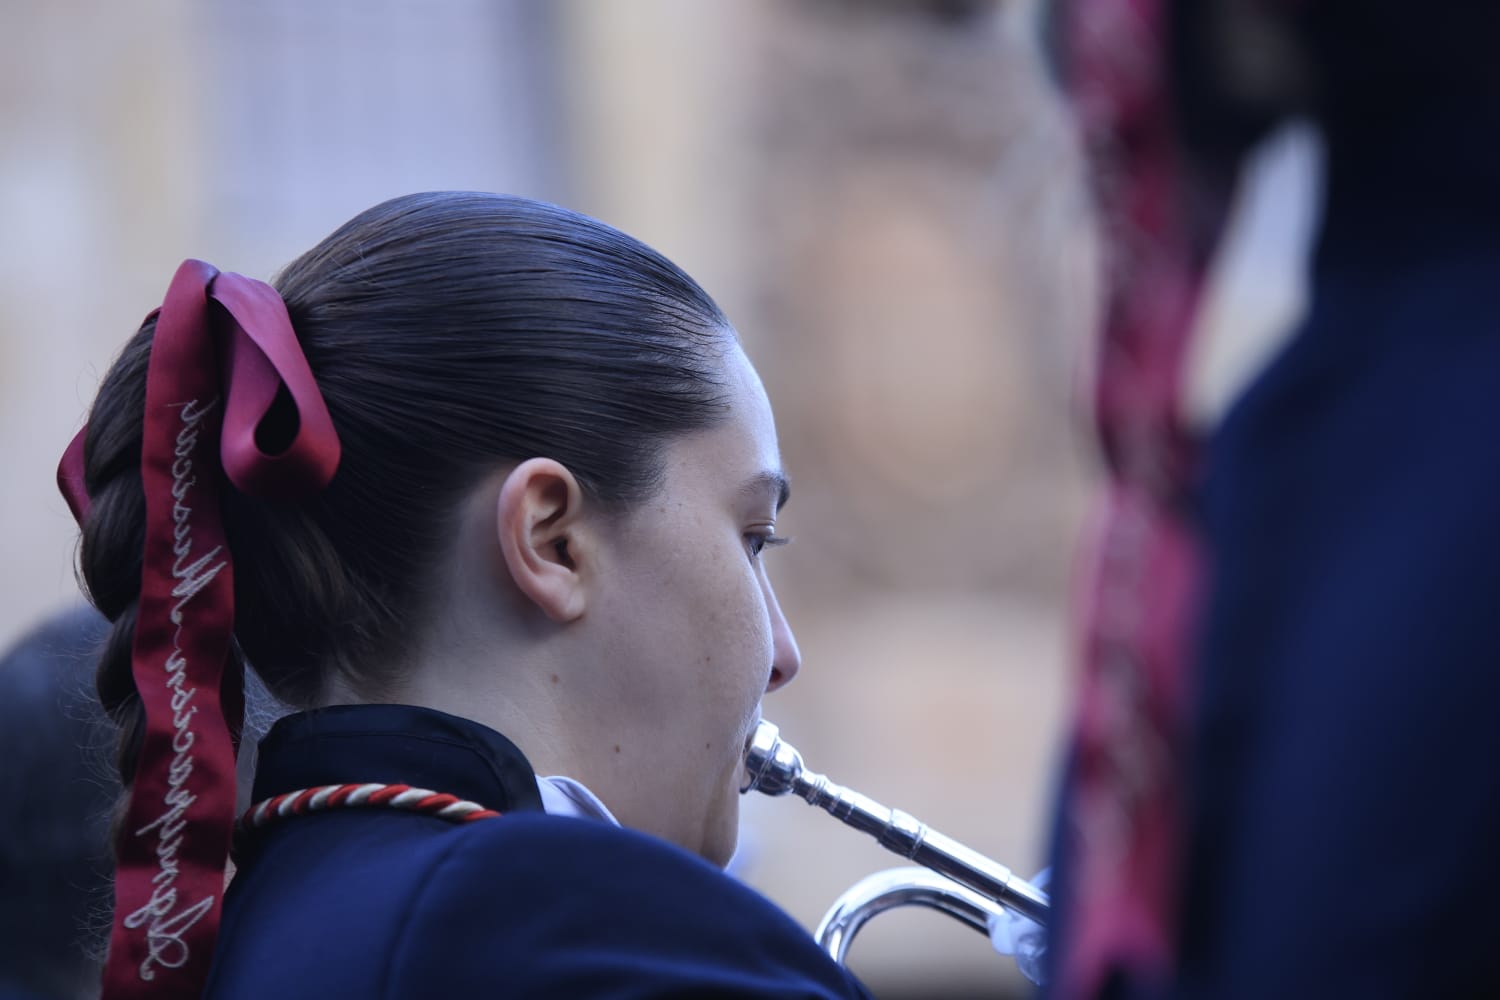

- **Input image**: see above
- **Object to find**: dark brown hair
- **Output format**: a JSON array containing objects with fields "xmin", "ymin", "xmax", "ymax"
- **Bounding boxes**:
[{"xmin": 77, "ymin": 192, "xmax": 735, "ymax": 786}]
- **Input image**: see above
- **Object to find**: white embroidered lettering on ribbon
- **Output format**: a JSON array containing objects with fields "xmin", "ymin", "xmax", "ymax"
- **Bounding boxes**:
[{"xmin": 124, "ymin": 398, "xmax": 225, "ymax": 981}]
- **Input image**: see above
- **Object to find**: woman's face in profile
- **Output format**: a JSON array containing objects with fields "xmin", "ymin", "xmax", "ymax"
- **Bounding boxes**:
[{"xmin": 587, "ymin": 342, "xmax": 801, "ymax": 865}]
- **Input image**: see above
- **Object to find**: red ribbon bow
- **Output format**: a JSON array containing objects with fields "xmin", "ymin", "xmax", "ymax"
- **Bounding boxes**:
[{"xmin": 58, "ymin": 260, "xmax": 339, "ymax": 999}]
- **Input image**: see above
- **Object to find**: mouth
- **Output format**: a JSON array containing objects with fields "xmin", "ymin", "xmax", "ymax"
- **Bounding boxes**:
[
  {"xmin": 744, "ymin": 706, "xmax": 764, "ymax": 753},
  {"xmin": 735, "ymin": 711, "xmax": 764, "ymax": 787}
]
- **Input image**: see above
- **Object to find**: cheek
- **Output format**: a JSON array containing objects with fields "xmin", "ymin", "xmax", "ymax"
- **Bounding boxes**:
[
  {"xmin": 686, "ymin": 560, "xmax": 773, "ymax": 708},
  {"xmin": 607, "ymin": 532, "xmax": 772, "ymax": 732}
]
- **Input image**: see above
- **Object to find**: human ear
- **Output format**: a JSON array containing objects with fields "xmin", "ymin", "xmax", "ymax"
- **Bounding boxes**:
[{"xmin": 494, "ymin": 458, "xmax": 588, "ymax": 623}]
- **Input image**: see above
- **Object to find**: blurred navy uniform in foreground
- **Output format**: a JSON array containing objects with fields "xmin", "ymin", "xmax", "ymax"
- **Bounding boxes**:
[
  {"xmin": 1180, "ymin": 4, "xmax": 1500, "ymax": 995},
  {"xmin": 0, "ymin": 607, "xmax": 112, "ymax": 999},
  {"xmin": 1047, "ymin": 1, "xmax": 1500, "ymax": 997}
]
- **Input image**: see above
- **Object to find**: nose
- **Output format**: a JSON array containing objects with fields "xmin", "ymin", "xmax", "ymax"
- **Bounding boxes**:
[{"xmin": 764, "ymin": 581, "xmax": 801, "ymax": 693}]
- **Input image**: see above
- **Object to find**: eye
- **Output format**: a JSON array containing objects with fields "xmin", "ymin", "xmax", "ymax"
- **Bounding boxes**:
[{"xmin": 745, "ymin": 531, "xmax": 790, "ymax": 560}]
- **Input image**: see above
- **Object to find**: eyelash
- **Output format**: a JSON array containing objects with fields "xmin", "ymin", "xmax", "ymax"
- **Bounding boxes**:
[{"xmin": 746, "ymin": 532, "xmax": 791, "ymax": 559}]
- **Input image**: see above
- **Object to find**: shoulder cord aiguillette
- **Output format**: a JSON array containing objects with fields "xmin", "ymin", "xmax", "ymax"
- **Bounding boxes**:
[{"xmin": 242, "ymin": 783, "xmax": 502, "ymax": 831}]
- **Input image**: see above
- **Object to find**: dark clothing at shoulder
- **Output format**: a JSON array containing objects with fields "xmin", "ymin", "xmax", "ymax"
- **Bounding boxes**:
[
  {"xmin": 1178, "ymin": 88, "xmax": 1500, "ymax": 998},
  {"xmin": 208, "ymin": 704, "xmax": 871, "ymax": 999}
]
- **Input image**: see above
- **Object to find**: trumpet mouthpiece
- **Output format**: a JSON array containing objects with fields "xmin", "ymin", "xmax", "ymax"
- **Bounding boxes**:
[{"xmin": 741, "ymin": 719, "xmax": 804, "ymax": 796}]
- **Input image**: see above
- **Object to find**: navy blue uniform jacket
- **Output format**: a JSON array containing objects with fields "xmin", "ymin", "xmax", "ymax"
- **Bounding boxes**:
[
  {"xmin": 1176, "ymin": 117, "xmax": 1500, "ymax": 997},
  {"xmin": 207, "ymin": 705, "xmax": 873, "ymax": 998},
  {"xmin": 1174, "ymin": 16, "xmax": 1500, "ymax": 996},
  {"xmin": 1044, "ymin": 6, "xmax": 1500, "ymax": 995}
]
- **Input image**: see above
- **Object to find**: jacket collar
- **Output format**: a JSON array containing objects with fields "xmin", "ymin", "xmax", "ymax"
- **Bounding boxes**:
[{"xmin": 250, "ymin": 703, "xmax": 545, "ymax": 814}]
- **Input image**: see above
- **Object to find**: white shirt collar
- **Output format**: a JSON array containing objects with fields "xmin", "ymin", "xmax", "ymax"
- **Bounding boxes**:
[{"xmin": 536, "ymin": 774, "xmax": 620, "ymax": 825}]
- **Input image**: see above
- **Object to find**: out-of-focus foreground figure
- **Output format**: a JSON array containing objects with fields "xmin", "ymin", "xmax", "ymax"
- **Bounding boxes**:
[
  {"xmin": 0, "ymin": 608, "xmax": 273, "ymax": 1000},
  {"xmin": 0, "ymin": 607, "xmax": 112, "ymax": 1000},
  {"xmin": 1045, "ymin": 1, "xmax": 1500, "ymax": 997}
]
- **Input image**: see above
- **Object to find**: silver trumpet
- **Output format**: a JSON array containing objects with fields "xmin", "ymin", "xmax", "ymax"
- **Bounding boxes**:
[{"xmin": 741, "ymin": 719, "xmax": 1050, "ymax": 965}]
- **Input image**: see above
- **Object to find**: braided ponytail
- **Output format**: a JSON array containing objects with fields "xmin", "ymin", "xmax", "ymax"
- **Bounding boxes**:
[
  {"xmin": 60, "ymin": 260, "xmax": 341, "ymax": 997},
  {"xmin": 76, "ymin": 321, "xmax": 152, "ymax": 794}
]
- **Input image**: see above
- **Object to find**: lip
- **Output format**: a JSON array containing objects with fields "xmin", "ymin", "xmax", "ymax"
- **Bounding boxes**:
[
  {"xmin": 735, "ymin": 710, "xmax": 764, "ymax": 783},
  {"xmin": 745, "ymin": 708, "xmax": 763, "ymax": 753}
]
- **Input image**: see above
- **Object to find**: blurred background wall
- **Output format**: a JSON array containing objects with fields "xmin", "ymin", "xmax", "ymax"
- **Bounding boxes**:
[{"xmin": 2, "ymin": 1, "xmax": 1104, "ymax": 995}]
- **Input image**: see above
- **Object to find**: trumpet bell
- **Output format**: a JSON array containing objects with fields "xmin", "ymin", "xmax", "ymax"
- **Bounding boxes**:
[{"xmin": 815, "ymin": 866, "xmax": 1005, "ymax": 963}]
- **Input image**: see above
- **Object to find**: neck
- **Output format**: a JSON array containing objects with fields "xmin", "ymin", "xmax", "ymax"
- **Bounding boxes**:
[{"xmin": 361, "ymin": 632, "xmax": 586, "ymax": 780}]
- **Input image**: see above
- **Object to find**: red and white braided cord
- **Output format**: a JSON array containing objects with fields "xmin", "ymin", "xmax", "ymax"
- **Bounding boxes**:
[{"xmin": 242, "ymin": 783, "xmax": 502, "ymax": 830}]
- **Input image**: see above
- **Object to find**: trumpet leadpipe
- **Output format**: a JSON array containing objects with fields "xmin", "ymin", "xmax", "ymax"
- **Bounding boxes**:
[{"xmin": 741, "ymin": 720, "xmax": 1050, "ymax": 927}]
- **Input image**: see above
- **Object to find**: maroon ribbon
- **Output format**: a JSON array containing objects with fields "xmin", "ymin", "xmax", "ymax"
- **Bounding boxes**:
[
  {"xmin": 1051, "ymin": 0, "xmax": 1224, "ymax": 995},
  {"xmin": 58, "ymin": 260, "xmax": 339, "ymax": 998}
]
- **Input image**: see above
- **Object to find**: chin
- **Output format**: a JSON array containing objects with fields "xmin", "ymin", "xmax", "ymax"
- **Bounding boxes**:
[
  {"xmin": 702, "ymin": 829, "xmax": 738, "ymax": 870},
  {"xmin": 700, "ymin": 797, "xmax": 740, "ymax": 869}
]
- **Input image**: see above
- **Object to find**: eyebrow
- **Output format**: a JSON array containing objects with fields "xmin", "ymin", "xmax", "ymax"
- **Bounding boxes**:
[{"xmin": 740, "ymin": 471, "xmax": 791, "ymax": 512}]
